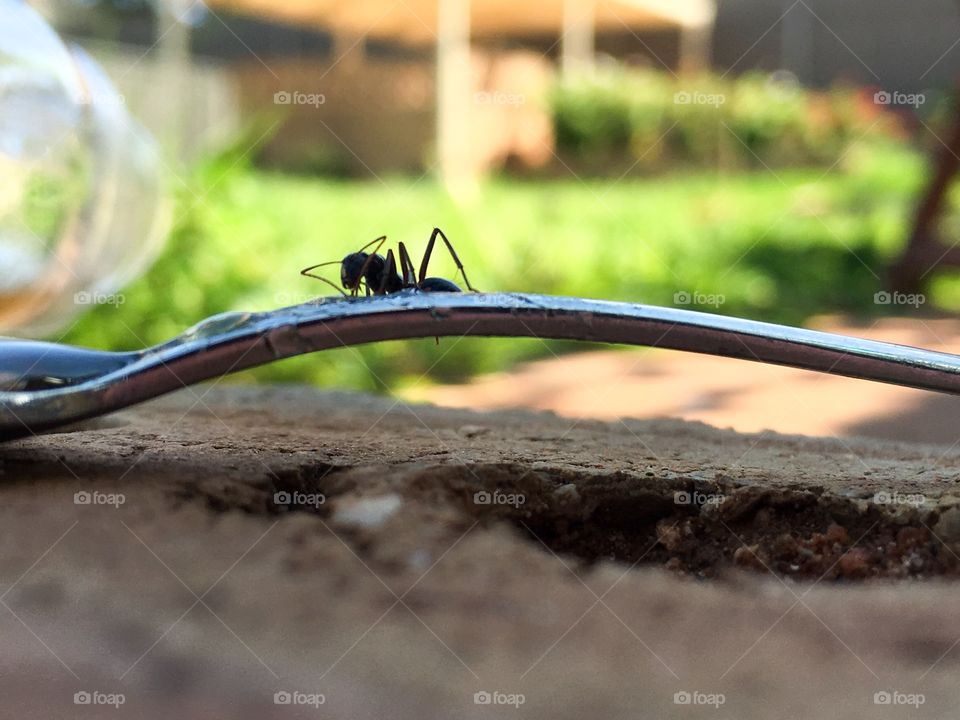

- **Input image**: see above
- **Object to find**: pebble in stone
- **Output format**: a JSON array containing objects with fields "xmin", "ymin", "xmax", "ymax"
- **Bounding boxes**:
[
  {"xmin": 552, "ymin": 483, "xmax": 580, "ymax": 505},
  {"xmin": 837, "ymin": 548, "xmax": 870, "ymax": 577},
  {"xmin": 934, "ymin": 506, "xmax": 960, "ymax": 543},
  {"xmin": 458, "ymin": 425, "xmax": 490, "ymax": 439},
  {"xmin": 333, "ymin": 494, "xmax": 403, "ymax": 530}
]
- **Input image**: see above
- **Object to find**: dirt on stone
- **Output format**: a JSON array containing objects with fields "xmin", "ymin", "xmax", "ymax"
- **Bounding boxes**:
[{"xmin": 4, "ymin": 385, "xmax": 960, "ymax": 718}]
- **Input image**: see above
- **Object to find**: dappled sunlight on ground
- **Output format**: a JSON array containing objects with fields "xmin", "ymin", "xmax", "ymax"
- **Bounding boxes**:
[{"xmin": 409, "ymin": 317, "xmax": 960, "ymax": 445}]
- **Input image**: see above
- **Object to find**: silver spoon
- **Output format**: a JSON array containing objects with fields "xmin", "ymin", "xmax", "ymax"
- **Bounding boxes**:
[{"xmin": 3, "ymin": 291, "xmax": 960, "ymax": 441}]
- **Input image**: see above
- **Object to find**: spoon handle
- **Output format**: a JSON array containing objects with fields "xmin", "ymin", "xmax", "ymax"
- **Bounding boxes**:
[{"xmin": 3, "ymin": 292, "xmax": 960, "ymax": 440}]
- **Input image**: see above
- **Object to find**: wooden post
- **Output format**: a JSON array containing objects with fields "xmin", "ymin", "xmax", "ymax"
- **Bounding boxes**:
[
  {"xmin": 155, "ymin": 0, "xmax": 191, "ymax": 164},
  {"xmin": 436, "ymin": 0, "xmax": 473, "ymax": 192},
  {"xmin": 678, "ymin": 22, "xmax": 712, "ymax": 74},
  {"xmin": 562, "ymin": 0, "xmax": 595, "ymax": 76},
  {"xmin": 778, "ymin": 0, "xmax": 813, "ymax": 83}
]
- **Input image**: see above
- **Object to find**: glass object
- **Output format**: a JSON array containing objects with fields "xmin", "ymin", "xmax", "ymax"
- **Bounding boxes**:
[{"xmin": 0, "ymin": 0, "xmax": 169, "ymax": 336}]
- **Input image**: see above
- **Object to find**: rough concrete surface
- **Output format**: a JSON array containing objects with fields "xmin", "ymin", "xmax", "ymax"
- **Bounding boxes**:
[{"xmin": 3, "ymin": 385, "xmax": 960, "ymax": 718}]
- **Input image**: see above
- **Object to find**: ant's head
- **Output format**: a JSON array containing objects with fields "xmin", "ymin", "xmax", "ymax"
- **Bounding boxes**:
[{"xmin": 340, "ymin": 252, "xmax": 384, "ymax": 290}]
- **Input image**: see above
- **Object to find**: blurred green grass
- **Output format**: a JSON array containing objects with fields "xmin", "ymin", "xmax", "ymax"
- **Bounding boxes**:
[{"xmin": 63, "ymin": 138, "xmax": 930, "ymax": 392}]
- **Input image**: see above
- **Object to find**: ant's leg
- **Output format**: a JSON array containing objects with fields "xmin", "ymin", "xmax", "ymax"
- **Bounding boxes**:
[
  {"xmin": 419, "ymin": 227, "xmax": 477, "ymax": 292},
  {"xmin": 353, "ymin": 237, "xmax": 388, "ymax": 296},
  {"xmin": 407, "ymin": 241, "xmax": 439, "ymax": 342},
  {"xmin": 379, "ymin": 249, "xmax": 398, "ymax": 293},
  {"xmin": 398, "ymin": 241, "xmax": 417, "ymax": 286}
]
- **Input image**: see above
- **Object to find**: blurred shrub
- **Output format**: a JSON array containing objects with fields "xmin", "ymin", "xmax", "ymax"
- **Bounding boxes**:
[
  {"xmin": 553, "ymin": 70, "xmax": 669, "ymax": 168},
  {"xmin": 550, "ymin": 68, "xmax": 900, "ymax": 174}
]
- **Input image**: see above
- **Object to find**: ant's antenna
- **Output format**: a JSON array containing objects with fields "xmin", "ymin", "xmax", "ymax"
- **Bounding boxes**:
[{"xmin": 300, "ymin": 260, "xmax": 347, "ymax": 297}]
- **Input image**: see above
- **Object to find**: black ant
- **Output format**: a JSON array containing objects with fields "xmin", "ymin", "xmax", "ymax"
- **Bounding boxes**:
[{"xmin": 300, "ymin": 227, "xmax": 478, "ymax": 297}]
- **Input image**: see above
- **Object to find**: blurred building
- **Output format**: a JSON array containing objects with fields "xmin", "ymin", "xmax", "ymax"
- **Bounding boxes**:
[
  {"xmin": 715, "ymin": 0, "xmax": 960, "ymax": 93},
  {"xmin": 37, "ymin": 0, "xmax": 714, "ymax": 181},
  {"xmin": 36, "ymin": 0, "xmax": 960, "ymax": 180}
]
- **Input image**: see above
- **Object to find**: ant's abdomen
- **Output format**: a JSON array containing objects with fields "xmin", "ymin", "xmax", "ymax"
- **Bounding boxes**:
[{"xmin": 418, "ymin": 278, "xmax": 462, "ymax": 292}]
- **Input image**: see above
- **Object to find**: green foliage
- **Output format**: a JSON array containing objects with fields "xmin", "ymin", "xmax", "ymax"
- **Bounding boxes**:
[
  {"xmin": 550, "ymin": 68, "xmax": 894, "ymax": 174},
  {"xmin": 21, "ymin": 153, "xmax": 90, "ymax": 248},
  {"xmin": 62, "ymin": 139, "xmax": 926, "ymax": 392}
]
